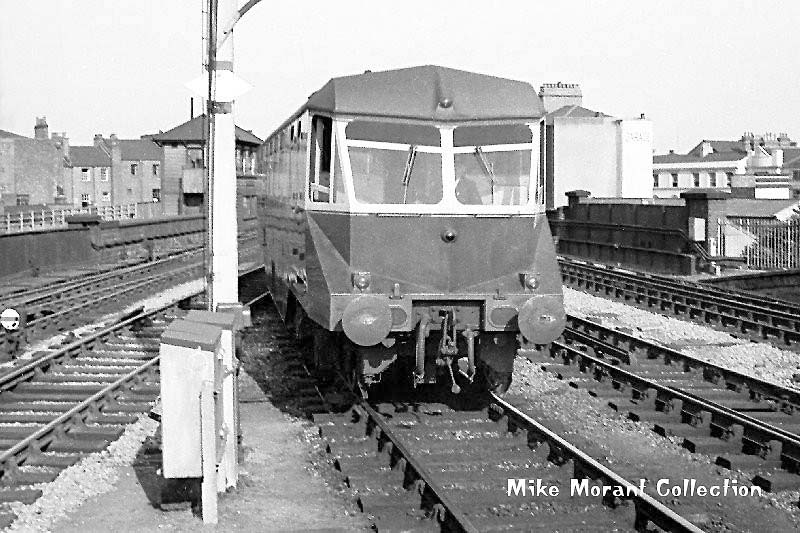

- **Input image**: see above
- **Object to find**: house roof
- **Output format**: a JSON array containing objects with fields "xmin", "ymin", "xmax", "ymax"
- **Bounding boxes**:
[
  {"xmin": 687, "ymin": 140, "xmax": 747, "ymax": 157},
  {"xmin": 67, "ymin": 146, "xmax": 111, "ymax": 167},
  {"xmin": 151, "ymin": 115, "xmax": 262, "ymax": 146},
  {"xmin": 725, "ymin": 198, "xmax": 800, "ymax": 218},
  {"xmin": 0, "ymin": 129, "xmax": 28, "ymax": 139},
  {"xmin": 545, "ymin": 104, "xmax": 610, "ymax": 119},
  {"xmin": 653, "ymin": 152, "xmax": 746, "ymax": 164},
  {"xmin": 782, "ymin": 147, "xmax": 800, "ymax": 170},
  {"xmin": 118, "ymin": 139, "xmax": 162, "ymax": 161},
  {"xmin": 305, "ymin": 65, "xmax": 544, "ymax": 122}
]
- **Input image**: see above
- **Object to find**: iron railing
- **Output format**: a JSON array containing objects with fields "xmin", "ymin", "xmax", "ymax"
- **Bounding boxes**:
[
  {"xmin": 1, "ymin": 202, "xmax": 164, "ymax": 234},
  {"xmin": 717, "ymin": 216, "xmax": 800, "ymax": 269}
]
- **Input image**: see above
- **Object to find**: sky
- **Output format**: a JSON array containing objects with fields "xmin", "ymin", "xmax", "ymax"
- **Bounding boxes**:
[{"xmin": 1, "ymin": 1, "xmax": 799, "ymax": 153}]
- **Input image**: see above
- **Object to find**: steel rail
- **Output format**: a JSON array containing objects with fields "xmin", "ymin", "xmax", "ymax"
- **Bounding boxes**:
[
  {"xmin": 565, "ymin": 313, "xmax": 800, "ymax": 410},
  {"xmin": 560, "ymin": 259, "xmax": 800, "ymax": 345},
  {"xmin": 547, "ymin": 338, "xmax": 800, "ymax": 455},
  {"xmin": 0, "ymin": 355, "xmax": 160, "ymax": 471},
  {"xmin": 561, "ymin": 256, "xmax": 800, "ymax": 316},
  {"xmin": 0, "ymin": 293, "xmax": 189, "ymax": 392},
  {"xmin": 357, "ymin": 401, "xmax": 481, "ymax": 533},
  {"xmin": 490, "ymin": 394, "xmax": 703, "ymax": 533},
  {"xmin": 8, "ymin": 247, "xmax": 202, "ymax": 306}
]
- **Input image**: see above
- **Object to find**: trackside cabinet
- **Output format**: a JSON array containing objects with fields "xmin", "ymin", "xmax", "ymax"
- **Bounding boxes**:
[
  {"xmin": 160, "ymin": 319, "xmax": 222, "ymax": 478},
  {"xmin": 184, "ymin": 309, "xmax": 240, "ymax": 489}
]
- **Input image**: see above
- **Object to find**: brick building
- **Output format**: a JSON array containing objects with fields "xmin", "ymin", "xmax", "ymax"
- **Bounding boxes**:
[
  {"xmin": 64, "ymin": 135, "xmax": 163, "ymax": 207},
  {"xmin": 64, "ymin": 145, "xmax": 112, "ymax": 207},
  {"xmin": 0, "ymin": 117, "xmax": 67, "ymax": 211},
  {"xmin": 151, "ymin": 115, "xmax": 262, "ymax": 215}
]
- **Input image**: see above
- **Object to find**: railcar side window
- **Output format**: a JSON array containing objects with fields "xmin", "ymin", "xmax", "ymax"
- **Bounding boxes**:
[
  {"xmin": 453, "ymin": 125, "xmax": 532, "ymax": 206},
  {"xmin": 345, "ymin": 121, "xmax": 442, "ymax": 205},
  {"xmin": 309, "ymin": 116, "xmax": 332, "ymax": 202}
]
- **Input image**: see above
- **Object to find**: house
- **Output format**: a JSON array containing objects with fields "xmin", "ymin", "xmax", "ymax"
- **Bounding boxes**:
[
  {"xmin": 0, "ymin": 117, "xmax": 67, "ymax": 210},
  {"xmin": 64, "ymin": 134, "xmax": 162, "ymax": 208},
  {"xmin": 653, "ymin": 133, "xmax": 799, "ymax": 199},
  {"xmin": 151, "ymin": 115, "xmax": 262, "ymax": 215},
  {"xmin": 540, "ymin": 83, "xmax": 653, "ymax": 209}
]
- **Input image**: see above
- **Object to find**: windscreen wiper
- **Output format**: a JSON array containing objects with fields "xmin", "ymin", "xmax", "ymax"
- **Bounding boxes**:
[
  {"xmin": 401, "ymin": 145, "xmax": 418, "ymax": 204},
  {"xmin": 474, "ymin": 146, "xmax": 495, "ymax": 202}
]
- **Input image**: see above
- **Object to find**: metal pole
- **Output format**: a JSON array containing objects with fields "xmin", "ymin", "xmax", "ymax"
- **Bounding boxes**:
[{"xmin": 207, "ymin": 0, "xmax": 239, "ymax": 310}]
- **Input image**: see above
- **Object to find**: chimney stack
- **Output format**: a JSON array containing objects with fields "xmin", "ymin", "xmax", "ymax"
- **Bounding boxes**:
[
  {"xmin": 93, "ymin": 134, "xmax": 104, "ymax": 148},
  {"xmin": 538, "ymin": 82, "xmax": 582, "ymax": 113},
  {"xmin": 34, "ymin": 116, "xmax": 49, "ymax": 140},
  {"xmin": 701, "ymin": 141, "xmax": 713, "ymax": 157}
]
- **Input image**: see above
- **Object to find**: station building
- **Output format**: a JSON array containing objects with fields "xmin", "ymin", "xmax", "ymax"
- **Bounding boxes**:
[
  {"xmin": 653, "ymin": 133, "xmax": 800, "ymax": 200},
  {"xmin": 151, "ymin": 115, "xmax": 262, "ymax": 215},
  {"xmin": 539, "ymin": 83, "xmax": 653, "ymax": 209},
  {"xmin": 0, "ymin": 117, "xmax": 66, "ymax": 211}
]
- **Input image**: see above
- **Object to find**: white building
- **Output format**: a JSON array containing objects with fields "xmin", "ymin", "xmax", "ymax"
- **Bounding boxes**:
[
  {"xmin": 540, "ymin": 83, "xmax": 653, "ymax": 209},
  {"xmin": 653, "ymin": 133, "xmax": 799, "ymax": 199}
]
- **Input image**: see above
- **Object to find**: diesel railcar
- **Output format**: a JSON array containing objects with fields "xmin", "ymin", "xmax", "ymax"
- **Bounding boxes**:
[{"xmin": 258, "ymin": 65, "xmax": 564, "ymax": 393}]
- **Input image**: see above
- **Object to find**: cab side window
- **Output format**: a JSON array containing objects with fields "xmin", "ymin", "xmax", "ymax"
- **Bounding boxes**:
[{"xmin": 309, "ymin": 116, "xmax": 332, "ymax": 202}]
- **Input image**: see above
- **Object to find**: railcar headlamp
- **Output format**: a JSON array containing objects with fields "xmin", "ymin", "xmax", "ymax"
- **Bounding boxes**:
[
  {"xmin": 522, "ymin": 273, "xmax": 539, "ymax": 291},
  {"xmin": 342, "ymin": 295, "xmax": 392, "ymax": 346},
  {"xmin": 352, "ymin": 271, "xmax": 371, "ymax": 291}
]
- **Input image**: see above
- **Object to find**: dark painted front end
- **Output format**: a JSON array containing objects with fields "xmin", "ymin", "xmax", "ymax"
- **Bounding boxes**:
[{"xmin": 301, "ymin": 212, "xmax": 564, "ymax": 338}]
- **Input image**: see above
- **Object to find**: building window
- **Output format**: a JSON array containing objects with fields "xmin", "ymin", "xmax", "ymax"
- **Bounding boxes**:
[
  {"xmin": 709, "ymin": 172, "xmax": 717, "ymax": 187},
  {"xmin": 671, "ymin": 173, "xmax": 679, "ymax": 187},
  {"xmin": 152, "ymin": 163, "xmax": 159, "ymax": 176},
  {"xmin": 152, "ymin": 188, "xmax": 161, "ymax": 202},
  {"xmin": 81, "ymin": 193, "xmax": 90, "ymax": 203},
  {"xmin": 101, "ymin": 191, "xmax": 110, "ymax": 202},
  {"xmin": 16, "ymin": 194, "xmax": 29, "ymax": 206},
  {"xmin": 56, "ymin": 185, "xmax": 64, "ymax": 196},
  {"xmin": 692, "ymin": 173, "xmax": 700, "ymax": 187},
  {"xmin": 81, "ymin": 168, "xmax": 91, "ymax": 182},
  {"xmin": 653, "ymin": 174, "xmax": 659, "ymax": 187},
  {"xmin": 726, "ymin": 172, "xmax": 733, "ymax": 187},
  {"xmin": 130, "ymin": 163, "xmax": 138, "ymax": 175},
  {"xmin": 127, "ymin": 188, "xmax": 133, "ymax": 194},
  {"xmin": 100, "ymin": 168, "xmax": 108, "ymax": 181}
]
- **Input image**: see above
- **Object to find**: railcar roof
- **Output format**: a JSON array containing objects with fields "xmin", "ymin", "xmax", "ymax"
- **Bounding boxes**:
[{"xmin": 306, "ymin": 65, "xmax": 544, "ymax": 122}]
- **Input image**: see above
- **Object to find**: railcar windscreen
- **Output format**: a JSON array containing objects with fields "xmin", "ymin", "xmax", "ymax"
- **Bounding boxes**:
[
  {"xmin": 349, "ymin": 147, "xmax": 442, "ymax": 204},
  {"xmin": 454, "ymin": 125, "xmax": 532, "ymax": 206},
  {"xmin": 346, "ymin": 121, "xmax": 443, "ymax": 205}
]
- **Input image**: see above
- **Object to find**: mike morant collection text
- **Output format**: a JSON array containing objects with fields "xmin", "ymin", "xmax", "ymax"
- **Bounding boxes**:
[{"xmin": 507, "ymin": 478, "xmax": 762, "ymax": 498}]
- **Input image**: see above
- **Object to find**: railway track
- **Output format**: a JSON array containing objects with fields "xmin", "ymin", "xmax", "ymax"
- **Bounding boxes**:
[
  {"xmin": 0, "ymin": 300, "xmax": 175, "ymax": 527},
  {"xmin": 0, "ymin": 237, "xmax": 261, "ymax": 361},
  {"xmin": 559, "ymin": 257, "xmax": 800, "ymax": 350},
  {"xmin": 528, "ymin": 313, "xmax": 800, "ymax": 495},
  {"xmin": 317, "ymin": 395, "xmax": 701, "ymax": 532},
  {"xmin": 241, "ymin": 297, "xmax": 700, "ymax": 531},
  {"xmin": 0, "ymin": 265, "xmax": 267, "ymax": 528}
]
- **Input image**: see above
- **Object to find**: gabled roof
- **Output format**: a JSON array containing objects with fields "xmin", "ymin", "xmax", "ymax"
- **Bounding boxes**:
[
  {"xmin": 67, "ymin": 146, "xmax": 111, "ymax": 167},
  {"xmin": 118, "ymin": 139, "xmax": 162, "ymax": 161},
  {"xmin": 305, "ymin": 65, "xmax": 544, "ymax": 122},
  {"xmin": 687, "ymin": 140, "xmax": 747, "ymax": 157},
  {"xmin": 0, "ymin": 129, "xmax": 28, "ymax": 139},
  {"xmin": 151, "ymin": 115, "xmax": 262, "ymax": 146},
  {"xmin": 653, "ymin": 152, "xmax": 746, "ymax": 164},
  {"xmin": 545, "ymin": 104, "xmax": 609, "ymax": 119}
]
